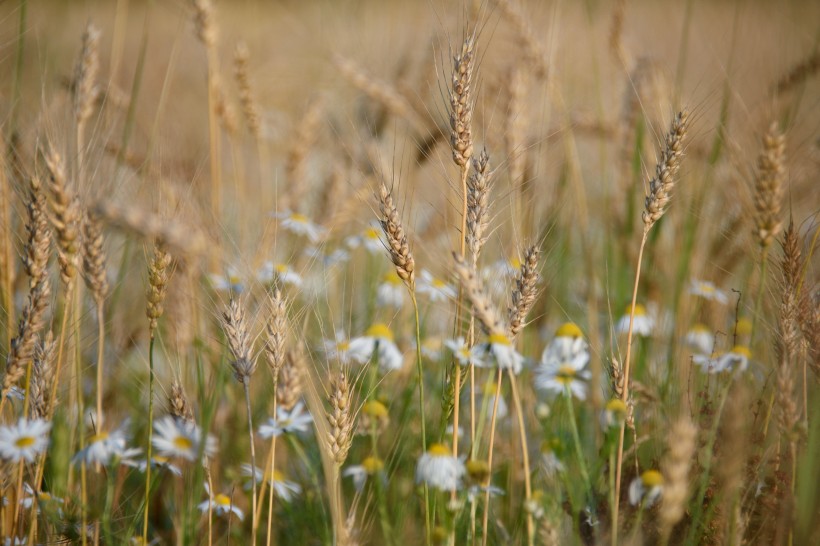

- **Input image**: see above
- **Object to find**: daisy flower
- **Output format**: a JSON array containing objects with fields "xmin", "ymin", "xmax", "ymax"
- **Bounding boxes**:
[
  {"xmin": 273, "ymin": 210, "xmax": 325, "ymax": 242},
  {"xmin": 628, "ymin": 470, "xmax": 664, "ymax": 507},
  {"xmin": 470, "ymin": 333, "xmax": 524, "ymax": 374},
  {"xmin": 343, "ymin": 455, "xmax": 385, "ymax": 492},
  {"xmin": 416, "ymin": 270, "xmax": 457, "ymax": 302},
  {"xmin": 735, "ymin": 317, "xmax": 753, "ymax": 339},
  {"xmin": 376, "ymin": 271, "xmax": 405, "ymax": 309},
  {"xmin": 240, "ymin": 465, "xmax": 302, "ymax": 501},
  {"xmin": 470, "ymin": 380, "xmax": 508, "ymax": 419},
  {"xmin": 258, "ymin": 401, "xmax": 313, "ymax": 438},
  {"xmin": 600, "ymin": 398, "xmax": 628, "ymax": 430},
  {"xmin": 123, "ymin": 455, "xmax": 183, "ymax": 477},
  {"xmin": 540, "ymin": 438, "xmax": 566, "ymax": 479},
  {"xmin": 0, "ymin": 418, "xmax": 51, "ymax": 463},
  {"xmin": 346, "ymin": 225, "xmax": 384, "ymax": 253},
  {"xmin": 685, "ymin": 323, "xmax": 714, "ymax": 355},
  {"xmin": 198, "ymin": 484, "xmax": 244, "ymax": 521},
  {"xmin": 19, "ymin": 483, "xmax": 64, "ymax": 513},
  {"xmin": 73, "ymin": 421, "xmax": 134, "ymax": 466},
  {"xmin": 258, "ymin": 261, "xmax": 303, "ymax": 288},
  {"xmin": 535, "ymin": 323, "xmax": 591, "ymax": 399},
  {"xmin": 445, "ymin": 337, "xmax": 482, "ymax": 367},
  {"xmin": 357, "ymin": 400, "xmax": 390, "ymax": 435},
  {"xmin": 348, "ymin": 323, "xmax": 404, "ymax": 372},
  {"xmin": 616, "ymin": 304, "xmax": 654, "ymax": 337},
  {"xmin": 694, "ymin": 345, "xmax": 751, "ymax": 374},
  {"xmin": 152, "ymin": 416, "xmax": 217, "ymax": 461},
  {"xmin": 208, "ymin": 267, "xmax": 244, "ymax": 293},
  {"xmin": 415, "ymin": 443, "xmax": 466, "ymax": 491},
  {"xmin": 689, "ymin": 279, "xmax": 729, "ymax": 304},
  {"xmin": 323, "ymin": 330, "xmax": 352, "ymax": 363}
]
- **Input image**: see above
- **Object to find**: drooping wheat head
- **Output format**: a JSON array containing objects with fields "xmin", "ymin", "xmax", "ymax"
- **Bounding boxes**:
[
  {"xmin": 222, "ymin": 297, "xmax": 257, "ymax": 384},
  {"xmin": 377, "ymin": 182, "xmax": 415, "ymax": 289},
  {"xmin": 508, "ymin": 244, "xmax": 540, "ymax": 340},
  {"xmin": 642, "ymin": 109, "xmax": 690, "ymax": 230}
]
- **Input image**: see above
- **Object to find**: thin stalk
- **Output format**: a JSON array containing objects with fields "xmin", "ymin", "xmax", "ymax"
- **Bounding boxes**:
[
  {"xmin": 751, "ymin": 249, "xmax": 769, "ymax": 344},
  {"xmin": 243, "ymin": 382, "xmax": 258, "ymax": 544},
  {"xmin": 95, "ymin": 301, "xmax": 105, "ymax": 430},
  {"xmin": 565, "ymin": 388, "xmax": 591, "ymax": 495},
  {"xmin": 411, "ymin": 292, "xmax": 431, "ymax": 545},
  {"xmin": 103, "ymin": 462, "xmax": 116, "ymax": 541},
  {"xmin": 613, "ymin": 228, "xmax": 649, "ymax": 545},
  {"xmin": 452, "ymin": 163, "xmax": 470, "ymax": 499},
  {"xmin": 508, "ymin": 371, "xmax": 534, "ymax": 546},
  {"xmin": 264, "ymin": 394, "xmax": 278, "ymax": 545},
  {"xmin": 481, "ymin": 368, "xmax": 503, "ymax": 546},
  {"xmin": 142, "ymin": 335, "xmax": 156, "ymax": 540}
]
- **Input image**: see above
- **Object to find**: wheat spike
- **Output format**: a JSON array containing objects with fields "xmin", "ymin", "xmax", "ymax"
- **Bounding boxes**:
[
  {"xmin": 81, "ymin": 210, "xmax": 108, "ymax": 303},
  {"xmin": 234, "ymin": 42, "xmax": 261, "ymax": 139},
  {"xmin": 449, "ymin": 36, "xmax": 475, "ymax": 167},
  {"xmin": 508, "ymin": 245, "xmax": 540, "ymax": 339},
  {"xmin": 146, "ymin": 244, "xmax": 171, "ymax": 338},
  {"xmin": 276, "ymin": 347, "xmax": 304, "ymax": 411},
  {"xmin": 659, "ymin": 417, "xmax": 697, "ymax": 537},
  {"xmin": 752, "ymin": 122, "xmax": 785, "ymax": 251},
  {"xmin": 44, "ymin": 148, "xmax": 81, "ymax": 284},
  {"xmin": 452, "ymin": 252, "xmax": 505, "ymax": 337},
  {"xmin": 73, "ymin": 22, "xmax": 101, "ymax": 126},
  {"xmin": 327, "ymin": 371, "xmax": 354, "ymax": 465},
  {"xmin": 169, "ymin": 381, "xmax": 195, "ymax": 424},
  {"xmin": 222, "ymin": 297, "xmax": 257, "ymax": 384},
  {"xmin": 29, "ymin": 332, "xmax": 56, "ymax": 420},
  {"xmin": 377, "ymin": 182, "xmax": 415, "ymax": 288},
  {"xmin": 265, "ymin": 288, "xmax": 288, "ymax": 379},
  {"xmin": 642, "ymin": 110, "xmax": 689, "ymax": 229}
]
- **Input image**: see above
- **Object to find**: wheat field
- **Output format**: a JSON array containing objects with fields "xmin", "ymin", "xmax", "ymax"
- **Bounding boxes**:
[{"xmin": 0, "ymin": 0, "xmax": 818, "ymax": 544}]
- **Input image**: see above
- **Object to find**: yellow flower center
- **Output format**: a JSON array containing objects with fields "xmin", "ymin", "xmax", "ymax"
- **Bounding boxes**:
[
  {"xmin": 38, "ymin": 491, "xmax": 52, "ymax": 501},
  {"xmin": 428, "ymin": 443, "xmax": 450, "ymax": 457},
  {"xmin": 275, "ymin": 264, "xmax": 288, "ymax": 274},
  {"xmin": 364, "ymin": 227, "xmax": 380, "ymax": 240},
  {"xmin": 487, "ymin": 333, "xmax": 511, "ymax": 346},
  {"xmin": 432, "ymin": 278, "xmax": 447, "ymax": 288},
  {"xmin": 214, "ymin": 494, "xmax": 232, "ymax": 507},
  {"xmin": 627, "ymin": 304, "xmax": 647, "ymax": 316},
  {"xmin": 90, "ymin": 432, "xmax": 109, "ymax": 444},
  {"xmin": 605, "ymin": 398, "xmax": 627, "ymax": 416},
  {"xmin": 336, "ymin": 340, "xmax": 350, "ymax": 351},
  {"xmin": 458, "ymin": 347, "xmax": 471, "ymax": 359},
  {"xmin": 172, "ymin": 436, "xmax": 193, "ymax": 450},
  {"xmin": 731, "ymin": 345, "xmax": 752, "ymax": 358},
  {"xmin": 154, "ymin": 455, "xmax": 170, "ymax": 464},
  {"xmin": 482, "ymin": 381, "xmax": 497, "ymax": 396},
  {"xmin": 641, "ymin": 470, "xmax": 663, "ymax": 487},
  {"xmin": 509, "ymin": 257, "xmax": 521, "ymax": 269},
  {"xmin": 366, "ymin": 323, "xmax": 394, "ymax": 341},
  {"xmin": 228, "ymin": 274, "xmax": 241, "ymax": 285},
  {"xmin": 699, "ymin": 282, "xmax": 714, "ymax": 293},
  {"xmin": 290, "ymin": 213, "xmax": 309, "ymax": 224},
  {"xmin": 362, "ymin": 456, "xmax": 384, "ymax": 473},
  {"xmin": 690, "ymin": 323, "xmax": 709, "ymax": 334},
  {"xmin": 383, "ymin": 271, "xmax": 402, "ymax": 285},
  {"xmin": 736, "ymin": 318, "xmax": 752, "ymax": 336},
  {"xmin": 362, "ymin": 400, "xmax": 388, "ymax": 418},
  {"xmin": 555, "ymin": 322, "xmax": 583, "ymax": 339},
  {"xmin": 555, "ymin": 365, "xmax": 577, "ymax": 384},
  {"xmin": 272, "ymin": 470, "xmax": 285, "ymax": 482},
  {"xmin": 14, "ymin": 436, "xmax": 36, "ymax": 448},
  {"xmin": 466, "ymin": 459, "xmax": 490, "ymax": 483}
]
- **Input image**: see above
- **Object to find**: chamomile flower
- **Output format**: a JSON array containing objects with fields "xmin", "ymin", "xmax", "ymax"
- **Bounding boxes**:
[
  {"xmin": 152, "ymin": 416, "xmax": 217, "ymax": 461},
  {"xmin": 689, "ymin": 279, "xmax": 729, "ymax": 304},
  {"xmin": 19, "ymin": 483, "xmax": 64, "ymax": 513},
  {"xmin": 735, "ymin": 317, "xmax": 753, "ymax": 339},
  {"xmin": 616, "ymin": 304, "xmax": 654, "ymax": 337},
  {"xmin": 417, "ymin": 270, "xmax": 457, "ymax": 302},
  {"xmin": 73, "ymin": 421, "xmax": 134, "ymax": 466},
  {"xmin": 258, "ymin": 261, "xmax": 303, "ymax": 288},
  {"xmin": 415, "ymin": 443, "xmax": 466, "ymax": 491},
  {"xmin": 343, "ymin": 456, "xmax": 385, "ymax": 492},
  {"xmin": 274, "ymin": 210, "xmax": 325, "ymax": 242},
  {"xmin": 240, "ymin": 465, "xmax": 302, "ymax": 501},
  {"xmin": 323, "ymin": 330, "xmax": 352, "ymax": 363},
  {"xmin": 376, "ymin": 271, "xmax": 405, "ymax": 308},
  {"xmin": 628, "ymin": 470, "xmax": 664, "ymax": 507},
  {"xmin": 258, "ymin": 401, "xmax": 313, "ymax": 438},
  {"xmin": 469, "ymin": 380, "xmax": 508, "ymax": 419},
  {"xmin": 208, "ymin": 267, "xmax": 244, "ymax": 293},
  {"xmin": 348, "ymin": 323, "xmax": 404, "ymax": 372},
  {"xmin": 357, "ymin": 400, "xmax": 390, "ymax": 435},
  {"xmin": 0, "ymin": 418, "xmax": 51, "ymax": 463},
  {"xmin": 346, "ymin": 225, "xmax": 384, "ymax": 253},
  {"xmin": 540, "ymin": 438, "xmax": 566, "ymax": 479},
  {"xmin": 123, "ymin": 455, "xmax": 183, "ymax": 477},
  {"xmin": 470, "ymin": 333, "xmax": 524, "ymax": 374},
  {"xmin": 535, "ymin": 323, "xmax": 591, "ymax": 399},
  {"xmin": 445, "ymin": 337, "xmax": 482, "ymax": 367},
  {"xmin": 685, "ymin": 323, "xmax": 714, "ymax": 355},
  {"xmin": 601, "ymin": 398, "xmax": 628, "ymax": 429},
  {"xmin": 419, "ymin": 337, "xmax": 443, "ymax": 361},
  {"xmin": 198, "ymin": 485, "xmax": 244, "ymax": 521},
  {"xmin": 694, "ymin": 345, "xmax": 751, "ymax": 374}
]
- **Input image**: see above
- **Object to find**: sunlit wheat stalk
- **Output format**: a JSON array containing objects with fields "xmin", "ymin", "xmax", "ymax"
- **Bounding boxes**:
[{"xmin": 613, "ymin": 110, "xmax": 688, "ymax": 544}]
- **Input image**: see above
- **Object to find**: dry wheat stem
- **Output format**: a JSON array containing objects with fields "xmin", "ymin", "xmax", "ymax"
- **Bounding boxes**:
[{"xmin": 481, "ymin": 368, "xmax": 504, "ymax": 546}]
